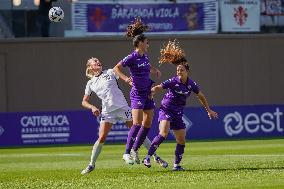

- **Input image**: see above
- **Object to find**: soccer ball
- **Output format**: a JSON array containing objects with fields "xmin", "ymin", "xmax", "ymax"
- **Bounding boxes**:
[{"xmin": 49, "ymin": 7, "xmax": 64, "ymax": 22}]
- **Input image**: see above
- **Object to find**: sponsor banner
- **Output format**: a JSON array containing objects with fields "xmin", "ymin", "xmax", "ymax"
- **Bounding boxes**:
[
  {"xmin": 179, "ymin": 105, "xmax": 284, "ymax": 140},
  {"xmin": 72, "ymin": 0, "xmax": 218, "ymax": 35},
  {"xmin": 0, "ymin": 111, "xmax": 99, "ymax": 146},
  {"xmin": 264, "ymin": 0, "xmax": 284, "ymax": 15},
  {"xmin": 261, "ymin": 0, "xmax": 284, "ymax": 26},
  {"xmin": 0, "ymin": 105, "xmax": 283, "ymax": 147},
  {"xmin": 220, "ymin": 0, "xmax": 260, "ymax": 32},
  {"xmin": 149, "ymin": 104, "xmax": 284, "ymax": 140}
]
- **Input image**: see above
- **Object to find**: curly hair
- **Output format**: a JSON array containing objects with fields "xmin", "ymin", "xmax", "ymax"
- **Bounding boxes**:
[
  {"xmin": 159, "ymin": 40, "xmax": 190, "ymax": 70},
  {"xmin": 126, "ymin": 17, "xmax": 149, "ymax": 47},
  {"xmin": 126, "ymin": 17, "xmax": 149, "ymax": 38}
]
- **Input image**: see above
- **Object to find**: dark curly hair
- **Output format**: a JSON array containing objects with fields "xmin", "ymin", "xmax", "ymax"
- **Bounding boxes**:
[
  {"xmin": 159, "ymin": 40, "xmax": 190, "ymax": 70},
  {"xmin": 126, "ymin": 17, "xmax": 149, "ymax": 47}
]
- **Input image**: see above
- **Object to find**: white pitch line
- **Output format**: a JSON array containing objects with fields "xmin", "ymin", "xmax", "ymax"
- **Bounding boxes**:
[{"xmin": 0, "ymin": 153, "xmax": 85, "ymax": 158}]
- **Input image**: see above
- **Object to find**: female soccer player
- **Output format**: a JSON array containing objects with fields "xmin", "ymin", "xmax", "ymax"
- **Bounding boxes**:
[
  {"xmin": 143, "ymin": 40, "xmax": 218, "ymax": 171},
  {"xmin": 113, "ymin": 18, "xmax": 167, "ymax": 167},
  {"xmin": 81, "ymin": 57, "xmax": 166, "ymax": 175}
]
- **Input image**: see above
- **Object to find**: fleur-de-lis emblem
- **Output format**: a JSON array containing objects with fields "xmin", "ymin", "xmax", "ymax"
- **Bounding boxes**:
[{"xmin": 234, "ymin": 6, "xmax": 248, "ymax": 26}]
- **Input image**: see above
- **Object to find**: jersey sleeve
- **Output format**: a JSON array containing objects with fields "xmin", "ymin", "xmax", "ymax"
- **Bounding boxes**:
[
  {"xmin": 121, "ymin": 54, "xmax": 134, "ymax": 67},
  {"xmin": 84, "ymin": 80, "xmax": 92, "ymax": 96},
  {"xmin": 107, "ymin": 69, "xmax": 119, "ymax": 79},
  {"xmin": 161, "ymin": 77, "xmax": 175, "ymax": 89},
  {"xmin": 189, "ymin": 79, "xmax": 200, "ymax": 94}
]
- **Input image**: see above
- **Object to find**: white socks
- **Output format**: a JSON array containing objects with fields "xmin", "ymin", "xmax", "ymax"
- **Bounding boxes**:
[{"xmin": 89, "ymin": 141, "xmax": 104, "ymax": 166}]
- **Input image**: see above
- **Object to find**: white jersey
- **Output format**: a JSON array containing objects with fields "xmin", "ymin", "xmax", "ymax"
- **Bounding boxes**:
[{"xmin": 85, "ymin": 69, "xmax": 129, "ymax": 114}]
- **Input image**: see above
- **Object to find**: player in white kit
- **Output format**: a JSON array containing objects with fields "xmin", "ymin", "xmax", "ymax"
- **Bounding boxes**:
[{"xmin": 81, "ymin": 57, "xmax": 167, "ymax": 175}]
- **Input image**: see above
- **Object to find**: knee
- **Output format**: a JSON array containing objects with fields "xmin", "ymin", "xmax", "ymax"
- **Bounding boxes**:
[
  {"xmin": 143, "ymin": 119, "xmax": 153, "ymax": 128},
  {"xmin": 133, "ymin": 121, "xmax": 142, "ymax": 126},
  {"xmin": 98, "ymin": 134, "xmax": 107, "ymax": 143},
  {"xmin": 159, "ymin": 130, "xmax": 169, "ymax": 138},
  {"xmin": 176, "ymin": 138, "xmax": 186, "ymax": 145}
]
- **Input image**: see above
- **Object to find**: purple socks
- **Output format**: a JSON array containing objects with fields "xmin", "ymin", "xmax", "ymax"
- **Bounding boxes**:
[
  {"xmin": 147, "ymin": 134, "xmax": 165, "ymax": 156},
  {"xmin": 174, "ymin": 143, "xmax": 185, "ymax": 164},
  {"xmin": 133, "ymin": 127, "xmax": 150, "ymax": 151},
  {"xmin": 125, "ymin": 124, "xmax": 141, "ymax": 154}
]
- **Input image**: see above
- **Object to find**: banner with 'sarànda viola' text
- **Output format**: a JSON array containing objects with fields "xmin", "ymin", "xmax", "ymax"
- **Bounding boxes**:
[{"xmin": 72, "ymin": 0, "xmax": 218, "ymax": 35}]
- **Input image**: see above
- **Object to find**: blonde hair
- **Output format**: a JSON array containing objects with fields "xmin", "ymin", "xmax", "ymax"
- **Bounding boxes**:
[
  {"xmin": 159, "ymin": 40, "xmax": 190, "ymax": 70},
  {"xmin": 85, "ymin": 57, "xmax": 96, "ymax": 79}
]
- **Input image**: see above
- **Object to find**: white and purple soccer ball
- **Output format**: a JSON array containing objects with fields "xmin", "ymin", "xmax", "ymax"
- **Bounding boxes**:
[{"xmin": 48, "ymin": 7, "xmax": 64, "ymax": 23}]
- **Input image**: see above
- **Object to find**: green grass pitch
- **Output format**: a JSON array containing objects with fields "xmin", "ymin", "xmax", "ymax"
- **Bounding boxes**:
[{"xmin": 0, "ymin": 139, "xmax": 284, "ymax": 189}]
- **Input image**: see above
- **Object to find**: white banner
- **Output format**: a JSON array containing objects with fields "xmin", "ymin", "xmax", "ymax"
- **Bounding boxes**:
[
  {"xmin": 265, "ymin": 0, "xmax": 282, "ymax": 15},
  {"xmin": 220, "ymin": 0, "xmax": 260, "ymax": 32}
]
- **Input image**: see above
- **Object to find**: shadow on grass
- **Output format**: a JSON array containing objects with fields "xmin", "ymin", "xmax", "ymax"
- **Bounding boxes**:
[{"xmin": 156, "ymin": 166, "xmax": 284, "ymax": 173}]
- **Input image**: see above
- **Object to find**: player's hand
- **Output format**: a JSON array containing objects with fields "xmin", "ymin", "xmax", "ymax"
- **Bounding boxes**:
[
  {"xmin": 91, "ymin": 107, "xmax": 100, "ymax": 117},
  {"xmin": 208, "ymin": 110, "xmax": 218, "ymax": 119},
  {"xmin": 125, "ymin": 77, "xmax": 133, "ymax": 86}
]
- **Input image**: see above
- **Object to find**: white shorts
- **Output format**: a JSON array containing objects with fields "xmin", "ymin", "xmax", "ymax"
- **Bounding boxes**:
[{"xmin": 100, "ymin": 106, "xmax": 132, "ymax": 124}]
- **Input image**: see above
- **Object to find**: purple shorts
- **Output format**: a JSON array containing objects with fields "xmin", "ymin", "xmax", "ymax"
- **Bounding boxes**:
[
  {"xmin": 158, "ymin": 107, "xmax": 185, "ymax": 130},
  {"xmin": 130, "ymin": 88, "xmax": 155, "ymax": 110}
]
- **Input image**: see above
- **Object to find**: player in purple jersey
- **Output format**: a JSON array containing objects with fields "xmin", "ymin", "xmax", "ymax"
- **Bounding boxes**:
[
  {"xmin": 81, "ymin": 57, "xmax": 166, "ymax": 175},
  {"xmin": 114, "ymin": 18, "xmax": 168, "ymax": 168},
  {"xmin": 143, "ymin": 40, "xmax": 218, "ymax": 171}
]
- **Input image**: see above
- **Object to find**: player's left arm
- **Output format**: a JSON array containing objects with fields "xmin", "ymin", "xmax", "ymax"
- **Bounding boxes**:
[
  {"xmin": 150, "ymin": 65, "xmax": 161, "ymax": 79},
  {"xmin": 196, "ymin": 91, "xmax": 218, "ymax": 119}
]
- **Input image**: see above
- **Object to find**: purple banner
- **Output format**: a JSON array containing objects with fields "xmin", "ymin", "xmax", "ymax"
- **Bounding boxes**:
[
  {"xmin": 0, "ymin": 105, "xmax": 283, "ymax": 147},
  {"xmin": 73, "ymin": 1, "xmax": 218, "ymax": 35},
  {"xmin": 0, "ymin": 111, "xmax": 98, "ymax": 146}
]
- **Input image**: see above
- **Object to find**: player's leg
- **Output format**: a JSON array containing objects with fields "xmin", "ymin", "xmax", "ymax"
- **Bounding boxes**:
[
  {"xmin": 143, "ymin": 120, "xmax": 170, "ymax": 168},
  {"xmin": 125, "ymin": 118, "xmax": 141, "ymax": 155},
  {"xmin": 142, "ymin": 136, "xmax": 168, "ymax": 168},
  {"xmin": 81, "ymin": 121, "xmax": 112, "ymax": 175},
  {"xmin": 172, "ymin": 129, "xmax": 186, "ymax": 171},
  {"xmin": 129, "ymin": 108, "xmax": 143, "ymax": 163},
  {"xmin": 133, "ymin": 109, "xmax": 153, "ymax": 150},
  {"xmin": 123, "ymin": 120, "xmax": 136, "ymax": 165},
  {"xmin": 132, "ymin": 96, "xmax": 155, "ymax": 153},
  {"xmin": 124, "ymin": 113, "xmax": 154, "ymax": 158}
]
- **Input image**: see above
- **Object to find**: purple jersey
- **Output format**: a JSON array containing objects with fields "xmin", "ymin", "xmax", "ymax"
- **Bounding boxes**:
[
  {"xmin": 121, "ymin": 51, "xmax": 152, "ymax": 91},
  {"xmin": 161, "ymin": 76, "xmax": 200, "ymax": 112}
]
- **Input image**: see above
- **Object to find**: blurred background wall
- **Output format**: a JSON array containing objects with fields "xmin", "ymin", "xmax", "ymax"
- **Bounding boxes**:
[{"xmin": 0, "ymin": 34, "xmax": 283, "ymax": 112}]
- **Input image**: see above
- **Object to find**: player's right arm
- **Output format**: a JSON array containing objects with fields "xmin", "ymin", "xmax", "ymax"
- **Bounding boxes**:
[
  {"xmin": 82, "ymin": 95, "xmax": 100, "ymax": 117},
  {"xmin": 150, "ymin": 77, "xmax": 174, "ymax": 98},
  {"xmin": 149, "ymin": 84, "xmax": 163, "ymax": 99},
  {"xmin": 83, "ymin": 80, "xmax": 100, "ymax": 117},
  {"xmin": 113, "ymin": 54, "xmax": 134, "ymax": 86},
  {"xmin": 113, "ymin": 62, "xmax": 132, "ymax": 86},
  {"xmin": 151, "ymin": 84, "xmax": 163, "ymax": 95}
]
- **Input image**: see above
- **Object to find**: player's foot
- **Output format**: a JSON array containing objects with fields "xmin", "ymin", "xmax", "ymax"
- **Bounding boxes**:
[
  {"xmin": 81, "ymin": 165, "xmax": 94, "ymax": 175},
  {"xmin": 131, "ymin": 149, "xmax": 140, "ymax": 164},
  {"xmin": 143, "ymin": 158, "xmax": 151, "ymax": 168},
  {"xmin": 122, "ymin": 154, "xmax": 134, "ymax": 165},
  {"xmin": 172, "ymin": 165, "xmax": 185, "ymax": 171},
  {"xmin": 154, "ymin": 156, "xmax": 168, "ymax": 168}
]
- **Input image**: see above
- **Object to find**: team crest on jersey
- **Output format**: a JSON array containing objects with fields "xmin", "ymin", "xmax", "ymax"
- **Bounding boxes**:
[{"xmin": 137, "ymin": 101, "xmax": 142, "ymax": 106}]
